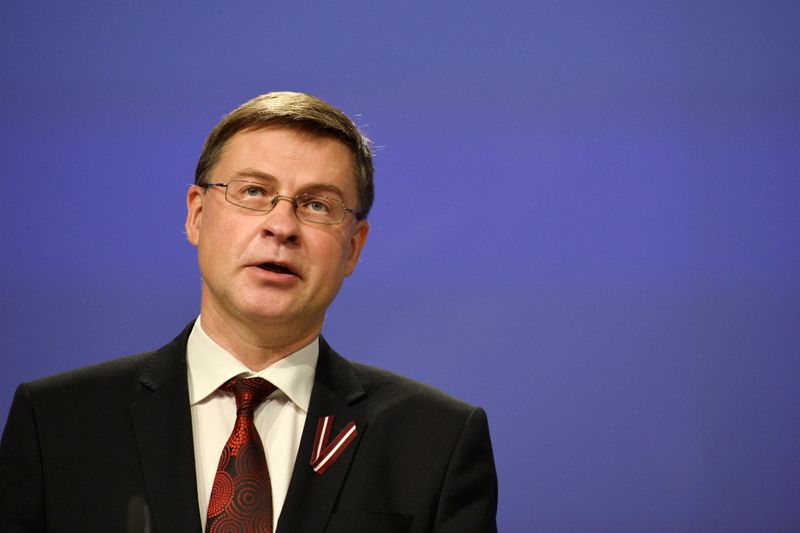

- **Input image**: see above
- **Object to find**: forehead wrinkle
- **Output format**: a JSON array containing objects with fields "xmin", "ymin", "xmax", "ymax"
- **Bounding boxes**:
[{"xmin": 230, "ymin": 168, "xmax": 352, "ymax": 202}]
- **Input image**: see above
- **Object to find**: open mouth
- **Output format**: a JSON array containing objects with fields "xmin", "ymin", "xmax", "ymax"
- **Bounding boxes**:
[{"xmin": 258, "ymin": 262, "xmax": 297, "ymax": 276}]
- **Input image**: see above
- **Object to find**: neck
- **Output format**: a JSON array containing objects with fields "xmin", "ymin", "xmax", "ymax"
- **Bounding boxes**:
[{"xmin": 198, "ymin": 308, "xmax": 321, "ymax": 372}]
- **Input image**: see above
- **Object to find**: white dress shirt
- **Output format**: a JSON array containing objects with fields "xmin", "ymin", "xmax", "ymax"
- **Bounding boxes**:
[{"xmin": 186, "ymin": 317, "xmax": 318, "ymax": 530}]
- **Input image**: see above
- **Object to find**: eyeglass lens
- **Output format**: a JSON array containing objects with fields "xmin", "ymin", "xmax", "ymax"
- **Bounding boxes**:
[{"xmin": 225, "ymin": 179, "xmax": 347, "ymax": 224}]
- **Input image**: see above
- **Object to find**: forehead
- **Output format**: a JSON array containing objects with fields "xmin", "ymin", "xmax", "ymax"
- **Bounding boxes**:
[{"xmin": 215, "ymin": 127, "xmax": 359, "ymax": 199}]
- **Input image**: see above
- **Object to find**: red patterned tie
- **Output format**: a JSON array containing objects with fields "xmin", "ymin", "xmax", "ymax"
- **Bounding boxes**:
[{"xmin": 206, "ymin": 377, "xmax": 277, "ymax": 533}]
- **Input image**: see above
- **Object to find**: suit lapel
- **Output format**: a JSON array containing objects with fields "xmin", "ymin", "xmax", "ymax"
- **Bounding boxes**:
[
  {"xmin": 130, "ymin": 325, "xmax": 202, "ymax": 533},
  {"xmin": 277, "ymin": 338, "xmax": 367, "ymax": 533}
]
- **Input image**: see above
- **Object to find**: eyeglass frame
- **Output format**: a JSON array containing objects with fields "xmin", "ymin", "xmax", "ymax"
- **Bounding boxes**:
[{"xmin": 198, "ymin": 179, "xmax": 362, "ymax": 225}]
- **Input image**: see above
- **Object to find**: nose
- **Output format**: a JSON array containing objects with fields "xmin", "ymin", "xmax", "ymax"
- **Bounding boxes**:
[{"xmin": 260, "ymin": 195, "xmax": 300, "ymax": 244}]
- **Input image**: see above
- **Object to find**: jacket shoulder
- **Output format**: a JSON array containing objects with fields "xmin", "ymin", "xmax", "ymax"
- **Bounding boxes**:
[
  {"xmin": 25, "ymin": 351, "xmax": 153, "ymax": 397},
  {"xmin": 23, "ymin": 322, "xmax": 192, "ymax": 402},
  {"xmin": 348, "ymin": 361, "xmax": 481, "ymax": 422}
]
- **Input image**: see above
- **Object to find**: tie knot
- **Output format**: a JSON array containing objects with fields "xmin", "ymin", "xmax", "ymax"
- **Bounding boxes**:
[{"xmin": 221, "ymin": 377, "xmax": 276, "ymax": 412}]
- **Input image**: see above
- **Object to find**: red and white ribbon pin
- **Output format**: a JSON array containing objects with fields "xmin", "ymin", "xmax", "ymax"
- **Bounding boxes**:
[{"xmin": 310, "ymin": 416, "xmax": 357, "ymax": 474}]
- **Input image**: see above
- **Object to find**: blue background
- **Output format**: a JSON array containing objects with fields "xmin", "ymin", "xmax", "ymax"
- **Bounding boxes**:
[{"xmin": 2, "ymin": 1, "xmax": 799, "ymax": 530}]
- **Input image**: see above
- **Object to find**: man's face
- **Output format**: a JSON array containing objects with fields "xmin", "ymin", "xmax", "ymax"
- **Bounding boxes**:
[{"xmin": 185, "ymin": 127, "xmax": 369, "ymax": 338}]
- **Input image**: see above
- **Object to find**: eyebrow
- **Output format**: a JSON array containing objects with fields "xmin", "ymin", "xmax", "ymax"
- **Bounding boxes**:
[
  {"xmin": 231, "ymin": 168, "xmax": 349, "ymax": 201},
  {"xmin": 232, "ymin": 168, "xmax": 278, "ymax": 182},
  {"xmin": 300, "ymin": 183, "xmax": 347, "ymax": 200}
]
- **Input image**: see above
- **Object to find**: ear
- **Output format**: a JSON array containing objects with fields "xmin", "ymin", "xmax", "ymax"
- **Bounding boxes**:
[
  {"xmin": 344, "ymin": 219, "xmax": 369, "ymax": 277},
  {"xmin": 185, "ymin": 185, "xmax": 205, "ymax": 246}
]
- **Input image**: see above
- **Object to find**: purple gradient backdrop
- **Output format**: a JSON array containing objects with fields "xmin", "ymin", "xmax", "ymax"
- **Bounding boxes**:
[{"xmin": 2, "ymin": 2, "xmax": 799, "ymax": 531}]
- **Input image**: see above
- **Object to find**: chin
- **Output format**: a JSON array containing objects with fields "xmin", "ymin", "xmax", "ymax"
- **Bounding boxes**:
[{"xmin": 238, "ymin": 300, "xmax": 311, "ymax": 325}]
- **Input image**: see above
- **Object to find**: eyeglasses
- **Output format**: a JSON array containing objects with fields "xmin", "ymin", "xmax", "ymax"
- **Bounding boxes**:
[{"xmin": 200, "ymin": 179, "xmax": 360, "ymax": 225}]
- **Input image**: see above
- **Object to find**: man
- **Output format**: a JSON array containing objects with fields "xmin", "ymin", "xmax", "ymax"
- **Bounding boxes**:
[{"xmin": 0, "ymin": 92, "xmax": 497, "ymax": 532}]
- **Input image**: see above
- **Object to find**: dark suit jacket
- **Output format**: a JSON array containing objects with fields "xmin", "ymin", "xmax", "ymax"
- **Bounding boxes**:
[{"xmin": 0, "ymin": 323, "xmax": 497, "ymax": 532}]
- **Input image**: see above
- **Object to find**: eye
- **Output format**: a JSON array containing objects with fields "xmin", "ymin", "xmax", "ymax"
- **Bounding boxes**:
[
  {"xmin": 231, "ymin": 180, "xmax": 272, "ymax": 201},
  {"xmin": 242, "ymin": 184, "xmax": 268, "ymax": 197},
  {"xmin": 299, "ymin": 195, "xmax": 333, "ymax": 213}
]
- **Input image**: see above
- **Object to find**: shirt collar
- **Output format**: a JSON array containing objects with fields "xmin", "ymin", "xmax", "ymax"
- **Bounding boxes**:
[{"xmin": 186, "ymin": 316, "xmax": 318, "ymax": 412}]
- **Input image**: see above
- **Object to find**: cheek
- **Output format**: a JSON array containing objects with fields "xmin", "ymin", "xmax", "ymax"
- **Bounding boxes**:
[
  {"xmin": 314, "ymin": 233, "xmax": 352, "ymax": 268},
  {"xmin": 197, "ymin": 216, "xmax": 242, "ymax": 267},
  {"xmin": 202, "ymin": 207, "xmax": 255, "ymax": 244}
]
